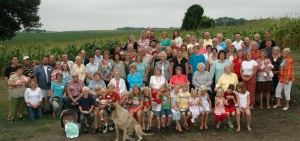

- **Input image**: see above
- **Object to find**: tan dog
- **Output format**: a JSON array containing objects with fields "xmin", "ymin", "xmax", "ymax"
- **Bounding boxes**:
[{"xmin": 106, "ymin": 103, "xmax": 154, "ymax": 141}]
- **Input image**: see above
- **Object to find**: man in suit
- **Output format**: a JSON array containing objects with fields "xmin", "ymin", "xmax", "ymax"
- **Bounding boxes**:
[{"xmin": 80, "ymin": 50, "xmax": 89, "ymax": 66}]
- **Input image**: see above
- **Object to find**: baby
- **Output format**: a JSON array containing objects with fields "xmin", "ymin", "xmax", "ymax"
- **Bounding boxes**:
[{"xmin": 262, "ymin": 59, "xmax": 274, "ymax": 81}]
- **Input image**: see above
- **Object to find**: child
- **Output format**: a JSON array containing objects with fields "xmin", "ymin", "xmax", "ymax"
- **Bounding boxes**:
[
  {"xmin": 78, "ymin": 86, "xmax": 95, "ymax": 133},
  {"xmin": 103, "ymin": 83, "xmax": 120, "ymax": 133},
  {"xmin": 262, "ymin": 59, "xmax": 274, "ymax": 81},
  {"xmin": 120, "ymin": 91, "xmax": 132, "ymax": 111},
  {"xmin": 129, "ymin": 85, "xmax": 144, "ymax": 126},
  {"xmin": 189, "ymin": 89, "xmax": 199, "ymax": 123},
  {"xmin": 235, "ymin": 82, "xmax": 252, "ymax": 132},
  {"xmin": 33, "ymin": 60, "xmax": 39, "ymax": 70},
  {"xmin": 224, "ymin": 84, "xmax": 237, "ymax": 128},
  {"xmin": 91, "ymin": 86, "xmax": 102, "ymax": 134},
  {"xmin": 141, "ymin": 87, "xmax": 152, "ymax": 131},
  {"xmin": 177, "ymin": 83, "xmax": 191, "ymax": 129},
  {"xmin": 160, "ymin": 87, "xmax": 172, "ymax": 133},
  {"xmin": 149, "ymin": 89, "xmax": 162, "ymax": 132},
  {"xmin": 198, "ymin": 85, "xmax": 212, "ymax": 130},
  {"xmin": 171, "ymin": 84, "xmax": 182, "ymax": 132},
  {"xmin": 214, "ymin": 88, "xmax": 228, "ymax": 129}
]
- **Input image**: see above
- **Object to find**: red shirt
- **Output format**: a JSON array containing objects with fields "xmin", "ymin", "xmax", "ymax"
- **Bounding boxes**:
[
  {"xmin": 99, "ymin": 95, "xmax": 108, "ymax": 106},
  {"xmin": 224, "ymin": 91, "xmax": 237, "ymax": 107},
  {"xmin": 107, "ymin": 92, "xmax": 120, "ymax": 104},
  {"xmin": 143, "ymin": 96, "xmax": 152, "ymax": 107},
  {"xmin": 232, "ymin": 58, "xmax": 243, "ymax": 78},
  {"xmin": 151, "ymin": 91, "xmax": 162, "ymax": 104},
  {"xmin": 243, "ymin": 50, "xmax": 259, "ymax": 61},
  {"xmin": 169, "ymin": 74, "xmax": 189, "ymax": 85}
]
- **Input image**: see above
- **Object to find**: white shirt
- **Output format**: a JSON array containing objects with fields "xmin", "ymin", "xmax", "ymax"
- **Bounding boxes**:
[
  {"xmin": 241, "ymin": 60, "xmax": 257, "ymax": 75},
  {"xmin": 142, "ymin": 54, "xmax": 153, "ymax": 67},
  {"xmin": 24, "ymin": 87, "xmax": 43, "ymax": 106},
  {"xmin": 43, "ymin": 66, "xmax": 48, "ymax": 83},
  {"xmin": 204, "ymin": 53, "xmax": 212, "ymax": 61},
  {"xmin": 174, "ymin": 37, "xmax": 183, "ymax": 47},
  {"xmin": 61, "ymin": 60, "xmax": 74, "ymax": 69},
  {"xmin": 187, "ymin": 43, "xmax": 199, "ymax": 50},
  {"xmin": 94, "ymin": 55, "xmax": 103, "ymax": 64},
  {"xmin": 233, "ymin": 40, "xmax": 244, "ymax": 50},
  {"xmin": 150, "ymin": 76, "xmax": 165, "ymax": 89},
  {"xmin": 109, "ymin": 78, "xmax": 127, "ymax": 95},
  {"xmin": 213, "ymin": 45, "xmax": 223, "ymax": 52},
  {"xmin": 151, "ymin": 100, "xmax": 162, "ymax": 111},
  {"xmin": 235, "ymin": 91, "xmax": 250, "ymax": 108}
]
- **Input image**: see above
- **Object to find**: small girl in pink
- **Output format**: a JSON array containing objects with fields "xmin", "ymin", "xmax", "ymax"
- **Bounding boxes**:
[
  {"xmin": 214, "ymin": 88, "xmax": 228, "ymax": 129},
  {"xmin": 189, "ymin": 89, "xmax": 199, "ymax": 123}
]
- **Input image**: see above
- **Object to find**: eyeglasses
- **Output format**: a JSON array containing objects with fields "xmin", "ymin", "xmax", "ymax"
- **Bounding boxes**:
[{"xmin": 72, "ymin": 76, "xmax": 78, "ymax": 78}]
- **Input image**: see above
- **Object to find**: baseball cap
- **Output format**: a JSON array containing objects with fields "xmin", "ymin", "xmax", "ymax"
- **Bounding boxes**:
[{"xmin": 23, "ymin": 56, "xmax": 30, "ymax": 60}]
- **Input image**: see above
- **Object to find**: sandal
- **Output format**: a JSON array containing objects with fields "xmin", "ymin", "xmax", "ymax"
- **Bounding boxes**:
[
  {"xmin": 259, "ymin": 106, "xmax": 263, "ymax": 110},
  {"xmin": 273, "ymin": 105, "xmax": 281, "ymax": 109},
  {"xmin": 267, "ymin": 106, "xmax": 271, "ymax": 109}
]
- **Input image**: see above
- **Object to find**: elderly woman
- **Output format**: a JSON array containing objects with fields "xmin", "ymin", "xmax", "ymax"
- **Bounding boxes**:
[
  {"xmin": 109, "ymin": 70, "xmax": 127, "ymax": 97},
  {"xmin": 256, "ymin": 50, "xmax": 273, "ymax": 110},
  {"xmin": 232, "ymin": 49, "xmax": 244, "ymax": 82},
  {"xmin": 50, "ymin": 73, "xmax": 67, "ymax": 118},
  {"xmin": 170, "ymin": 49, "xmax": 189, "ymax": 77},
  {"xmin": 51, "ymin": 61, "xmax": 62, "ymax": 82},
  {"xmin": 113, "ymin": 53, "xmax": 126, "ymax": 79},
  {"xmin": 24, "ymin": 79, "xmax": 43, "ymax": 121},
  {"xmin": 127, "ymin": 64, "xmax": 143, "ymax": 91},
  {"xmin": 155, "ymin": 52, "xmax": 171, "ymax": 81},
  {"xmin": 244, "ymin": 42, "xmax": 259, "ymax": 61},
  {"xmin": 169, "ymin": 66, "xmax": 190, "ymax": 87},
  {"xmin": 99, "ymin": 51, "xmax": 115, "ymax": 85},
  {"xmin": 72, "ymin": 56, "xmax": 86, "ymax": 82},
  {"xmin": 150, "ymin": 68, "xmax": 166, "ymax": 93},
  {"xmin": 132, "ymin": 55, "xmax": 149, "ymax": 83},
  {"xmin": 241, "ymin": 52, "xmax": 258, "ymax": 109},
  {"xmin": 270, "ymin": 46, "xmax": 283, "ymax": 103},
  {"xmin": 215, "ymin": 65, "xmax": 238, "ymax": 91},
  {"xmin": 88, "ymin": 71, "xmax": 106, "ymax": 92},
  {"xmin": 192, "ymin": 62, "xmax": 213, "ymax": 99},
  {"xmin": 273, "ymin": 48, "xmax": 294, "ymax": 110},
  {"xmin": 8, "ymin": 65, "xmax": 28, "ymax": 122},
  {"xmin": 85, "ymin": 54, "xmax": 99, "ymax": 86}
]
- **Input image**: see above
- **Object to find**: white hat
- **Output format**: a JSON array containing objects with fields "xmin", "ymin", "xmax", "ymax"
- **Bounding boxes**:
[{"xmin": 23, "ymin": 56, "xmax": 30, "ymax": 60}]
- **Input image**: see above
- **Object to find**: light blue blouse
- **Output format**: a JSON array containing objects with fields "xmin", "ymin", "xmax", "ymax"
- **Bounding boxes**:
[
  {"xmin": 127, "ymin": 72, "xmax": 143, "ymax": 89},
  {"xmin": 133, "ymin": 62, "xmax": 147, "ymax": 79},
  {"xmin": 210, "ymin": 60, "xmax": 232, "ymax": 83}
]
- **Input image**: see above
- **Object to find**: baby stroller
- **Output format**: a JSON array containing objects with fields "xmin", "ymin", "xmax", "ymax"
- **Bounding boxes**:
[{"xmin": 60, "ymin": 109, "xmax": 80, "ymax": 138}]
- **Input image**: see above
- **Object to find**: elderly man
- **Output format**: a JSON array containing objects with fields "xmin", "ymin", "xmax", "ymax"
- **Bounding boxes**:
[
  {"xmin": 171, "ymin": 40, "xmax": 180, "ymax": 50},
  {"xmin": 61, "ymin": 53, "xmax": 74, "ymax": 69},
  {"xmin": 94, "ymin": 47, "xmax": 103, "ymax": 64},
  {"xmin": 259, "ymin": 30, "xmax": 276, "ymax": 50},
  {"xmin": 64, "ymin": 72, "xmax": 85, "ymax": 109},
  {"xmin": 187, "ymin": 35, "xmax": 199, "ymax": 50},
  {"xmin": 224, "ymin": 39, "xmax": 233, "ymax": 53},
  {"xmin": 23, "ymin": 56, "xmax": 34, "ymax": 79},
  {"xmin": 212, "ymin": 38, "xmax": 224, "ymax": 52},
  {"xmin": 34, "ymin": 56, "xmax": 53, "ymax": 111},
  {"xmin": 185, "ymin": 34, "xmax": 192, "ymax": 45},
  {"xmin": 80, "ymin": 50, "xmax": 89, "ymax": 66},
  {"xmin": 254, "ymin": 33, "xmax": 261, "ymax": 48},
  {"xmin": 233, "ymin": 32, "xmax": 243, "ymax": 50},
  {"xmin": 203, "ymin": 32, "xmax": 212, "ymax": 47},
  {"xmin": 244, "ymin": 37, "xmax": 251, "ymax": 53},
  {"xmin": 217, "ymin": 33, "xmax": 226, "ymax": 49}
]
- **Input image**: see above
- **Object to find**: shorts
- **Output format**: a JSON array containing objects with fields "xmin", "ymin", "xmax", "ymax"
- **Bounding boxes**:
[
  {"xmin": 41, "ymin": 89, "xmax": 51, "ymax": 98},
  {"xmin": 180, "ymin": 109, "xmax": 190, "ymax": 115},
  {"xmin": 152, "ymin": 110, "xmax": 161, "ymax": 117},
  {"xmin": 130, "ymin": 107, "xmax": 143, "ymax": 111},
  {"xmin": 142, "ymin": 110, "xmax": 151, "ymax": 116},
  {"xmin": 94, "ymin": 107, "xmax": 101, "ymax": 113},
  {"xmin": 225, "ymin": 107, "xmax": 236, "ymax": 113},
  {"xmin": 171, "ymin": 109, "xmax": 181, "ymax": 121},
  {"xmin": 161, "ymin": 108, "xmax": 172, "ymax": 116}
]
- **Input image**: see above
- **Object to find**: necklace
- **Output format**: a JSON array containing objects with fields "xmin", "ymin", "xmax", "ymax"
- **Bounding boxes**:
[{"xmin": 155, "ymin": 76, "xmax": 161, "ymax": 83}]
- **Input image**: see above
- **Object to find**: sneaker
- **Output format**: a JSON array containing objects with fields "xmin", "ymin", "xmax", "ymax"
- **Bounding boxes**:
[
  {"xmin": 103, "ymin": 125, "xmax": 108, "ymax": 133},
  {"xmin": 83, "ymin": 127, "xmax": 89, "ymax": 133},
  {"xmin": 216, "ymin": 123, "xmax": 220, "ymax": 129},
  {"xmin": 92, "ymin": 128, "xmax": 98, "ymax": 134},
  {"xmin": 98, "ymin": 127, "xmax": 103, "ymax": 132},
  {"xmin": 109, "ymin": 123, "xmax": 115, "ymax": 131},
  {"xmin": 228, "ymin": 121, "xmax": 234, "ymax": 128},
  {"xmin": 160, "ymin": 127, "xmax": 166, "ymax": 133},
  {"xmin": 191, "ymin": 118, "xmax": 195, "ymax": 123}
]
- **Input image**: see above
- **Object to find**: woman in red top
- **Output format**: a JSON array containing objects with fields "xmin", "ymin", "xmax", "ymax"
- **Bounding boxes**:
[
  {"xmin": 169, "ymin": 66, "xmax": 190, "ymax": 88},
  {"xmin": 232, "ymin": 49, "xmax": 244, "ymax": 82}
]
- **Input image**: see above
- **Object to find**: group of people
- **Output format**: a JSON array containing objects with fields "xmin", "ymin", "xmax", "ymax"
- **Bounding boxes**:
[{"xmin": 5, "ymin": 29, "xmax": 294, "ymax": 134}]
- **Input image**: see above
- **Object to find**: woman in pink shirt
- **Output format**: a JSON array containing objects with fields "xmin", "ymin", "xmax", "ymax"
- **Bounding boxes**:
[
  {"xmin": 198, "ymin": 39, "xmax": 206, "ymax": 54},
  {"xmin": 169, "ymin": 66, "xmax": 190, "ymax": 88}
]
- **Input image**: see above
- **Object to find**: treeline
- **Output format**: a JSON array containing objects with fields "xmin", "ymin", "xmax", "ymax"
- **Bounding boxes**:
[
  {"xmin": 115, "ymin": 27, "xmax": 177, "ymax": 31},
  {"xmin": 215, "ymin": 17, "xmax": 249, "ymax": 26}
]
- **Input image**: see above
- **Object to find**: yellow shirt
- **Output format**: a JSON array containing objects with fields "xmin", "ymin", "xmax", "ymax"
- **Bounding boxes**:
[
  {"xmin": 203, "ymin": 39, "xmax": 212, "ymax": 48},
  {"xmin": 72, "ymin": 64, "xmax": 86, "ymax": 81},
  {"xmin": 176, "ymin": 91, "xmax": 191, "ymax": 110},
  {"xmin": 215, "ymin": 73, "xmax": 238, "ymax": 91}
]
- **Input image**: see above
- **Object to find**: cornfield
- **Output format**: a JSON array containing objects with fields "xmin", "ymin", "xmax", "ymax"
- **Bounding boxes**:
[{"xmin": 0, "ymin": 17, "xmax": 299, "ymax": 75}]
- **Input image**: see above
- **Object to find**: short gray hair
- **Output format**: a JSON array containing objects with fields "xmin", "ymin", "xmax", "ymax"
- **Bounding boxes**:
[{"xmin": 197, "ymin": 62, "xmax": 206, "ymax": 69}]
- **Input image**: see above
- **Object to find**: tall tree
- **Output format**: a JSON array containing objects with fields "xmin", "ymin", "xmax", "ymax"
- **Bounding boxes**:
[
  {"xmin": 0, "ymin": 0, "xmax": 42, "ymax": 41},
  {"xmin": 181, "ymin": 4, "xmax": 204, "ymax": 30}
]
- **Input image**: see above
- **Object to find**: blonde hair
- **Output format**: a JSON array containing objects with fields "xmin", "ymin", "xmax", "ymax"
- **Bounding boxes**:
[
  {"xmin": 101, "ymin": 87, "xmax": 108, "ymax": 93},
  {"xmin": 190, "ymin": 88, "xmax": 197, "ymax": 96},
  {"xmin": 283, "ymin": 48, "xmax": 291, "ymax": 54},
  {"xmin": 199, "ymin": 85, "xmax": 207, "ymax": 92},
  {"xmin": 107, "ymin": 83, "xmax": 115, "ymax": 88},
  {"xmin": 159, "ymin": 52, "xmax": 167, "ymax": 58},
  {"xmin": 95, "ymin": 86, "xmax": 102, "ymax": 92},
  {"xmin": 142, "ymin": 86, "xmax": 151, "ymax": 94},
  {"xmin": 124, "ymin": 91, "xmax": 130, "ymax": 97},
  {"xmin": 82, "ymin": 86, "xmax": 90, "ymax": 92},
  {"xmin": 132, "ymin": 85, "xmax": 142, "ymax": 97},
  {"xmin": 75, "ymin": 56, "xmax": 82, "ymax": 61},
  {"xmin": 181, "ymin": 83, "xmax": 189, "ymax": 88},
  {"xmin": 236, "ymin": 82, "xmax": 246, "ymax": 94},
  {"xmin": 216, "ymin": 88, "xmax": 224, "ymax": 96}
]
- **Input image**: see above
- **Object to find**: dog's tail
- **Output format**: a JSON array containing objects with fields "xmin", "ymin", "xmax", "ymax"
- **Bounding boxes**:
[{"xmin": 142, "ymin": 132, "xmax": 155, "ymax": 136}]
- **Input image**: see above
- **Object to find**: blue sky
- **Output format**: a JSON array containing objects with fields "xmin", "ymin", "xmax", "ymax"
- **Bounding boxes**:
[{"xmin": 39, "ymin": 0, "xmax": 300, "ymax": 31}]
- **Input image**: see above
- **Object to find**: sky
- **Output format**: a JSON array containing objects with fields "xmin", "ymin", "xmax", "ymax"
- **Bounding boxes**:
[{"xmin": 39, "ymin": 0, "xmax": 300, "ymax": 31}]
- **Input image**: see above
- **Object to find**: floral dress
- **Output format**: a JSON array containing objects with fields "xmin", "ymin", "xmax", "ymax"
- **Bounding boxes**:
[{"xmin": 99, "ymin": 59, "xmax": 114, "ymax": 80}]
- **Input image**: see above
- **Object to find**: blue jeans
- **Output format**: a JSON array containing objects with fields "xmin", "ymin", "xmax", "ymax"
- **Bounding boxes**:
[
  {"xmin": 80, "ymin": 112, "xmax": 94, "ymax": 128},
  {"xmin": 27, "ymin": 105, "xmax": 42, "ymax": 121}
]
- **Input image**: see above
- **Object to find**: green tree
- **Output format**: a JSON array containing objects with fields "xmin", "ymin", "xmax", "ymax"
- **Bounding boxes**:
[
  {"xmin": 181, "ymin": 4, "xmax": 204, "ymax": 30},
  {"xmin": 0, "ymin": 0, "xmax": 42, "ymax": 41},
  {"xmin": 200, "ymin": 15, "xmax": 215, "ymax": 28}
]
